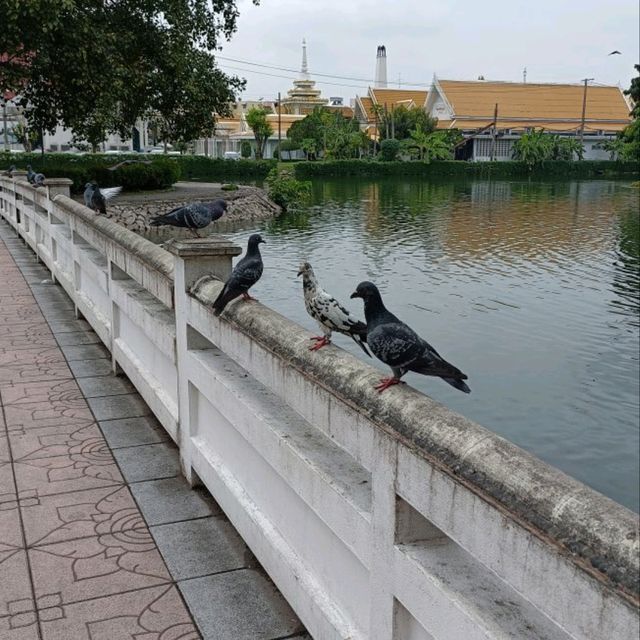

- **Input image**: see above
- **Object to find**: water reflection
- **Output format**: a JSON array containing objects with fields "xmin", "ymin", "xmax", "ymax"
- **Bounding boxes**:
[{"xmin": 168, "ymin": 178, "xmax": 640, "ymax": 511}]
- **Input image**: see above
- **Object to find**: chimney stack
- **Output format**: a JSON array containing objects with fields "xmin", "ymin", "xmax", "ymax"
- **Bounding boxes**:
[{"xmin": 375, "ymin": 45, "xmax": 387, "ymax": 88}]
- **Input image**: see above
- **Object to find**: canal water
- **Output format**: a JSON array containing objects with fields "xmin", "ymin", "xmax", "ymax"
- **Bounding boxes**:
[{"xmin": 194, "ymin": 178, "xmax": 640, "ymax": 511}]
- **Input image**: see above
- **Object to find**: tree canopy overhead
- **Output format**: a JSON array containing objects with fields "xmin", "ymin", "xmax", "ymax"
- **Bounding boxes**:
[{"xmin": 0, "ymin": 0, "xmax": 256, "ymax": 146}]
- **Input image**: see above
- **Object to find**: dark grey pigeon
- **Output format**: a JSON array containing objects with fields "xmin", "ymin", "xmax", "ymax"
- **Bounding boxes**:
[
  {"xmin": 88, "ymin": 183, "xmax": 122, "ymax": 214},
  {"xmin": 26, "ymin": 165, "xmax": 36, "ymax": 184},
  {"xmin": 33, "ymin": 172, "xmax": 46, "ymax": 188},
  {"xmin": 149, "ymin": 199, "xmax": 228, "ymax": 237},
  {"xmin": 297, "ymin": 261, "xmax": 370, "ymax": 356},
  {"xmin": 350, "ymin": 281, "xmax": 470, "ymax": 393},
  {"xmin": 2, "ymin": 164, "xmax": 16, "ymax": 176},
  {"xmin": 212, "ymin": 233, "xmax": 265, "ymax": 316}
]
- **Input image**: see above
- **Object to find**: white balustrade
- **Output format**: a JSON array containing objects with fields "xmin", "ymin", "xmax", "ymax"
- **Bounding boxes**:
[{"xmin": 1, "ymin": 175, "xmax": 637, "ymax": 640}]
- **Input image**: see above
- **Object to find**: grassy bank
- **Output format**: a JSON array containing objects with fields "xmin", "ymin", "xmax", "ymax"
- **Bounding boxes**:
[{"xmin": 293, "ymin": 159, "xmax": 640, "ymax": 179}]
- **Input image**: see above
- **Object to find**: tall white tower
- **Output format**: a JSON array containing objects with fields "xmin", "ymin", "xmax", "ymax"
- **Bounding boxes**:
[
  {"xmin": 300, "ymin": 38, "xmax": 310, "ymax": 80},
  {"xmin": 374, "ymin": 45, "xmax": 387, "ymax": 88}
]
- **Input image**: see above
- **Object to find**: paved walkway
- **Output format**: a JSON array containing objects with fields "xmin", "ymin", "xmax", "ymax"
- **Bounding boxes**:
[{"xmin": 0, "ymin": 223, "xmax": 307, "ymax": 640}]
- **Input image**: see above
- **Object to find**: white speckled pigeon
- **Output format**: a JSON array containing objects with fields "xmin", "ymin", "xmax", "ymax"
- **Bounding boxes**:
[
  {"xmin": 149, "ymin": 199, "xmax": 228, "ymax": 237},
  {"xmin": 86, "ymin": 183, "xmax": 122, "ymax": 214},
  {"xmin": 297, "ymin": 261, "xmax": 370, "ymax": 356},
  {"xmin": 350, "ymin": 281, "xmax": 470, "ymax": 393},
  {"xmin": 212, "ymin": 234, "xmax": 265, "ymax": 316}
]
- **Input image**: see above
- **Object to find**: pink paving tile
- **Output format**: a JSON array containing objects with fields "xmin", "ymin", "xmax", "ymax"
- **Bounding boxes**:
[
  {"xmin": 0, "ymin": 322, "xmax": 53, "ymax": 338},
  {"xmin": 0, "ymin": 493, "xmax": 23, "ymax": 548},
  {"xmin": 13, "ymin": 451, "xmax": 123, "ymax": 498},
  {"xmin": 21, "ymin": 485, "xmax": 145, "ymax": 547},
  {"xmin": 1, "ymin": 379, "xmax": 84, "ymax": 406},
  {"xmin": 0, "ymin": 457, "xmax": 16, "ymax": 497},
  {"xmin": 0, "ymin": 361, "xmax": 73, "ymax": 385},
  {"xmin": 0, "ymin": 346, "xmax": 65, "ymax": 369},
  {"xmin": 29, "ymin": 531, "xmax": 171, "ymax": 606},
  {"xmin": 3, "ymin": 400, "xmax": 94, "ymax": 433},
  {"xmin": 0, "ymin": 331, "xmax": 58, "ymax": 350},
  {"xmin": 0, "ymin": 306, "xmax": 46, "ymax": 326},
  {"xmin": 9, "ymin": 421, "xmax": 105, "ymax": 462},
  {"xmin": 0, "ymin": 551, "xmax": 35, "ymax": 621},
  {"xmin": 0, "ymin": 619, "xmax": 40, "ymax": 640},
  {"xmin": 38, "ymin": 585, "xmax": 199, "ymax": 640}
]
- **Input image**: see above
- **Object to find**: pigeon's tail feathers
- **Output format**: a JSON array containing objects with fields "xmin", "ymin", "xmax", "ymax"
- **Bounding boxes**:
[
  {"xmin": 101, "ymin": 186, "xmax": 122, "ymax": 201},
  {"xmin": 149, "ymin": 212, "xmax": 173, "ymax": 226},
  {"xmin": 212, "ymin": 285, "xmax": 238, "ymax": 316},
  {"xmin": 442, "ymin": 377, "xmax": 471, "ymax": 394},
  {"xmin": 350, "ymin": 333, "xmax": 371, "ymax": 357}
]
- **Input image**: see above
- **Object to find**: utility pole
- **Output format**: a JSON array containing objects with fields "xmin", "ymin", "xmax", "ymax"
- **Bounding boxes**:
[
  {"xmin": 490, "ymin": 103, "xmax": 498, "ymax": 161},
  {"xmin": 2, "ymin": 101, "xmax": 8, "ymax": 151},
  {"xmin": 523, "ymin": 67, "xmax": 527, "ymax": 83},
  {"xmin": 277, "ymin": 92, "xmax": 282, "ymax": 159},
  {"xmin": 578, "ymin": 78, "xmax": 594, "ymax": 156}
]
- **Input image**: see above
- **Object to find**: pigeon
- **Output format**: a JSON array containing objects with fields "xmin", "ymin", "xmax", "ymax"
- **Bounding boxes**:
[
  {"xmin": 297, "ymin": 261, "xmax": 370, "ymax": 356},
  {"xmin": 107, "ymin": 159, "xmax": 152, "ymax": 171},
  {"xmin": 212, "ymin": 233, "xmax": 265, "ymax": 316},
  {"xmin": 149, "ymin": 200, "xmax": 228, "ymax": 237},
  {"xmin": 350, "ymin": 281, "xmax": 470, "ymax": 394},
  {"xmin": 26, "ymin": 165, "xmax": 36, "ymax": 184},
  {"xmin": 86, "ymin": 183, "xmax": 122, "ymax": 214},
  {"xmin": 608, "ymin": 50, "xmax": 622, "ymax": 55},
  {"xmin": 2, "ymin": 164, "xmax": 16, "ymax": 176},
  {"xmin": 33, "ymin": 172, "xmax": 46, "ymax": 188}
]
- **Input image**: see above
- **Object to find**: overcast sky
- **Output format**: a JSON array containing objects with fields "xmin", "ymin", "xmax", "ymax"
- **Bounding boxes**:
[{"xmin": 217, "ymin": 0, "xmax": 639, "ymax": 101}]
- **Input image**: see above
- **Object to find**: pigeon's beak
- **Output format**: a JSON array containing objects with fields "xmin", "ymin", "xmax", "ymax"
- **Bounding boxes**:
[
  {"xmin": 350, "ymin": 291, "xmax": 359, "ymax": 299},
  {"xmin": 260, "ymin": 239, "xmax": 266, "ymax": 244},
  {"xmin": 296, "ymin": 269, "xmax": 303, "ymax": 277}
]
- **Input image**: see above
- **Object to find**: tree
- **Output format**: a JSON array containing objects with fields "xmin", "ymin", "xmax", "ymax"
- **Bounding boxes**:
[
  {"xmin": 550, "ymin": 135, "xmax": 584, "ymax": 161},
  {"xmin": 245, "ymin": 107, "xmax": 273, "ymax": 160},
  {"xmin": 512, "ymin": 129, "xmax": 554, "ymax": 168},
  {"xmin": 0, "ymin": 1, "xmax": 250, "ymax": 147},
  {"xmin": 241, "ymin": 140, "xmax": 252, "ymax": 158},
  {"xmin": 376, "ymin": 104, "xmax": 437, "ymax": 141},
  {"xmin": 379, "ymin": 138, "xmax": 400, "ymax": 161},
  {"xmin": 625, "ymin": 64, "xmax": 640, "ymax": 118},
  {"xmin": 12, "ymin": 121, "xmax": 39, "ymax": 152}
]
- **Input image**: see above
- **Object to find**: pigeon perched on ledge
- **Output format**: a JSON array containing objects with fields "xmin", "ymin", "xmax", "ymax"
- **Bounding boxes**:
[
  {"xmin": 84, "ymin": 183, "xmax": 122, "ymax": 214},
  {"xmin": 297, "ymin": 262, "xmax": 370, "ymax": 356},
  {"xmin": 149, "ymin": 199, "xmax": 228, "ymax": 237},
  {"xmin": 26, "ymin": 165, "xmax": 40, "ymax": 184},
  {"xmin": 350, "ymin": 281, "xmax": 470, "ymax": 393},
  {"xmin": 33, "ymin": 172, "xmax": 46, "ymax": 188},
  {"xmin": 2, "ymin": 165, "xmax": 16, "ymax": 176},
  {"xmin": 212, "ymin": 233, "xmax": 265, "ymax": 316}
]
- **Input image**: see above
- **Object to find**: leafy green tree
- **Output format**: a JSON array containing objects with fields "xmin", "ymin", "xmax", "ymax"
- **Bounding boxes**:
[
  {"xmin": 512, "ymin": 129, "xmax": 554, "ymax": 168},
  {"xmin": 551, "ymin": 136, "xmax": 584, "ymax": 161},
  {"xmin": 245, "ymin": 107, "xmax": 273, "ymax": 160},
  {"xmin": 12, "ymin": 121, "xmax": 39, "ymax": 152},
  {"xmin": 379, "ymin": 138, "xmax": 401, "ymax": 161},
  {"xmin": 376, "ymin": 105, "xmax": 437, "ymax": 141},
  {"xmin": 241, "ymin": 140, "xmax": 252, "ymax": 158},
  {"xmin": 301, "ymin": 138, "xmax": 319, "ymax": 160},
  {"xmin": 625, "ymin": 64, "xmax": 640, "ymax": 118},
  {"xmin": 0, "ymin": 0, "xmax": 249, "ymax": 147}
]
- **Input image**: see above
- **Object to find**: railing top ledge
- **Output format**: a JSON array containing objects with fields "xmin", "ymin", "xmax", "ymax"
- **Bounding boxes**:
[
  {"xmin": 164, "ymin": 237, "xmax": 243, "ymax": 258},
  {"xmin": 53, "ymin": 194, "xmax": 174, "ymax": 281},
  {"xmin": 191, "ymin": 276, "xmax": 639, "ymax": 604}
]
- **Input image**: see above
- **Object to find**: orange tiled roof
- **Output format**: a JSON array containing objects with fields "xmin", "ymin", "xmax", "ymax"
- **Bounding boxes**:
[
  {"xmin": 358, "ymin": 96, "xmax": 375, "ymax": 121},
  {"xmin": 437, "ymin": 118, "xmax": 629, "ymax": 133},
  {"xmin": 371, "ymin": 88, "xmax": 428, "ymax": 109},
  {"xmin": 437, "ymin": 80, "xmax": 631, "ymax": 127}
]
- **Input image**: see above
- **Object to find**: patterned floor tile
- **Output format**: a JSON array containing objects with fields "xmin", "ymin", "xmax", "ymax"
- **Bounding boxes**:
[
  {"xmin": 1, "ymin": 379, "xmax": 84, "ymax": 406},
  {"xmin": 3, "ymin": 400, "xmax": 94, "ymax": 433},
  {"xmin": 0, "ymin": 551, "xmax": 35, "ymax": 622},
  {"xmin": 29, "ymin": 531, "xmax": 171, "ymax": 606},
  {"xmin": 0, "ymin": 306, "xmax": 46, "ymax": 326},
  {"xmin": 21, "ymin": 485, "xmax": 145, "ymax": 547},
  {"xmin": 0, "ymin": 494, "xmax": 23, "ymax": 548},
  {"xmin": 8, "ymin": 421, "xmax": 106, "ymax": 462},
  {"xmin": 0, "ymin": 361, "xmax": 73, "ymax": 386},
  {"xmin": 0, "ymin": 619, "xmax": 41, "ymax": 640},
  {"xmin": 38, "ymin": 585, "xmax": 199, "ymax": 640},
  {"xmin": 13, "ymin": 451, "xmax": 123, "ymax": 498},
  {"xmin": 0, "ymin": 346, "xmax": 66, "ymax": 370},
  {"xmin": 0, "ymin": 331, "xmax": 58, "ymax": 350}
]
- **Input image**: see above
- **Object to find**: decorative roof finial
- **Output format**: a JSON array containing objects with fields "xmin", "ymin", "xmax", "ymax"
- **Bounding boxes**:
[{"xmin": 301, "ymin": 38, "xmax": 309, "ymax": 79}]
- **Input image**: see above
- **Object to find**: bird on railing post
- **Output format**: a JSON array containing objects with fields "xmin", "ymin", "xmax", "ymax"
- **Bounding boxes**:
[
  {"xmin": 1, "ymin": 164, "xmax": 16, "ymax": 176},
  {"xmin": 84, "ymin": 182, "xmax": 122, "ymax": 214}
]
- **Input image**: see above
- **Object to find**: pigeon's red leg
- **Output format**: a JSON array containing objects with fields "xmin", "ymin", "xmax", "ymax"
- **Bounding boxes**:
[
  {"xmin": 242, "ymin": 292, "xmax": 259, "ymax": 301},
  {"xmin": 309, "ymin": 336, "xmax": 330, "ymax": 351},
  {"xmin": 374, "ymin": 377, "xmax": 403, "ymax": 392}
]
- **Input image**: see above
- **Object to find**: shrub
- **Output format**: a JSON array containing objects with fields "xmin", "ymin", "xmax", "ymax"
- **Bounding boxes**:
[
  {"xmin": 266, "ymin": 167, "xmax": 311, "ymax": 212},
  {"xmin": 379, "ymin": 139, "xmax": 401, "ymax": 162},
  {"xmin": 240, "ymin": 141, "xmax": 252, "ymax": 158}
]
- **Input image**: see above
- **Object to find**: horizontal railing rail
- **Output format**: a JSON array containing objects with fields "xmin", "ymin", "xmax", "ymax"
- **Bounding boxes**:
[{"xmin": 1, "ymin": 174, "xmax": 637, "ymax": 640}]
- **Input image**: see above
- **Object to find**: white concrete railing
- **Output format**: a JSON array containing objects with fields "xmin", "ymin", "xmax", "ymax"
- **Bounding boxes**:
[{"xmin": 1, "ymin": 176, "xmax": 638, "ymax": 640}]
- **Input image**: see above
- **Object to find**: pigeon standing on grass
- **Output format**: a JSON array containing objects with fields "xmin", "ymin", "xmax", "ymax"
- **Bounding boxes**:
[
  {"xmin": 150, "ymin": 199, "xmax": 228, "ymax": 237},
  {"xmin": 87, "ymin": 183, "xmax": 122, "ymax": 214},
  {"xmin": 212, "ymin": 233, "xmax": 265, "ymax": 316},
  {"xmin": 350, "ymin": 281, "xmax": 470, "ymax": 393},
  {"xmin": 297, "ymin": 261, "xmax": 370, "ymax": 356}
]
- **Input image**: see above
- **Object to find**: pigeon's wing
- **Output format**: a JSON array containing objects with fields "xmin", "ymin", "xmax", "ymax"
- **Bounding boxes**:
[
  {"xmin": 408, "ymin": 339, "xmax": 468, "ymax": 379},
  {"xmin": 310, "ymin": 289, "xmax": 358, "ymax": 333},
  {"xmin": 368, "ymin": 321, "xmax": 425, "ymax": 369},
  {"xmin": 100, "ymin": 186, "xmax": 122, "ymax": 201},
  {"xmin": 212, "ymin": 257, "xmax": 263, "ymax": 315},
  {"xmin": 83, "ymin": 187, "xmax": 93, "ymax": 207}
]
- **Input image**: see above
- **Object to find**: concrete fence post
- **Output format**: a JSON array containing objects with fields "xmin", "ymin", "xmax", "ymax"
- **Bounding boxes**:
[{"xmin": 166, "ymin": 237, "xmax": 242, "ymax": 484}]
